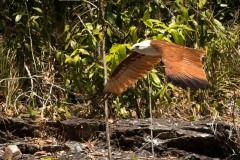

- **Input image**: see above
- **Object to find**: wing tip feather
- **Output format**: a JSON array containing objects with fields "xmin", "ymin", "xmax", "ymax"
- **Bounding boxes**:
[{"xmin": 166, "ymin": 76, "xmax": 210, "ymax": 90}]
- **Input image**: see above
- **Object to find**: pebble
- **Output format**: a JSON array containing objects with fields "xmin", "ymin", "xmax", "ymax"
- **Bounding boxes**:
[{"xmin": 5, "ymin": 145, "xmax": 22, "ymax": 160}]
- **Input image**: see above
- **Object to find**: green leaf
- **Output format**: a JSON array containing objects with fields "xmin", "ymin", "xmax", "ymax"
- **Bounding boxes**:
[
  {"xmin": 143, "ymin": 9, "xmax": 153, "ymax": 28},
  {"xmin": 213, "ymin": 19, "xmax": 225, "ymax": 30},
  {"xmin": 73, "ymin": 55, "xmax": 80, "ymax": 63},
  {"xmin": 30, "ymin": 16, "xmax": 40, "ymax": 20},
  {"xmin": 65, "ymin": 33, "xmax": 71, "ymax": 42},
  {"xmin": 110, "ymin": 44, "xmax": 122, "ymax": 53},
  {"xmin": 167, "ymin": 83, "xmax": 174, "ymax": 88},
  {"xmin": 129, "ymin": 26, "xmax": 138, "ymax": 43},
  {"xmin": 15, "ymin": 14, "xmax": 22, "ymax": 22},
  {"xmin": 64, "ymin": 24, "xmax": 70, "ymax": 32},
  {"xmin": 79, "ymin": 48, "xmax": 89, "ymax": 55},
  {"xmin": 150, "ymin": 19, "xmax": 161, "ymax": 23},
  {"xmin": 150, "ymin": 73, "xmax": 160, "ymax": 85},
  {"xmin": 178, "ymin": 25, "xmax": 194, "ymax": 31},
  {"xmin": 111, "ymin": 53, "xmax": 120, "ymax": 71},
  {"xmin": 220, "ymin": 4, "xmax": 227, "ymax": 7},
  {"xmin": 65, "ymin": 106, "xmax": 71, "ymax": 117},
  {"xmin": 170, "ymin": 29, "xmax": 185, "ymax": 45},
  {"xmin": 118, "ymin": 45, "xmax": 127, "ymax": 62},
  {"xmin": 85, "ymin": 23, "xmax": 93, "ymax": 30},
  {"xmin": 143, "ymin": 9, "xmax": 150, "ymax": 21},
  {"xmin": 132, "ymin": 156, "xmax": 138, "ymax": 160},
  {"xmin": 56, "ymin": 52, "xmax": 62, "ymax": 59},
  {"xmin": 91, "ymin": 36, "xmax": 97, "ymax": 46},
  {"xmin": 24, "ymin": 43, "xmax": 30, "ymax": 51},
  {"xmin": 159, "ymin": 85, "xmax": 168, "ymax": 100},
  {"xmin": 106, "ymin": 54, "xmax": 114, "ymax": 62},
  {"xmin": 109, "ymin": 44, "xmax": 127, "ymax": 71},
  {"xmin": 89, "ymin": 71, "xmax": 95, "ymax": 79},
  {"xmin": 65, "ymin": 55, "xmax": 72, "ymax": 63},
  {"xmin": 32, "ymin": 20, "xmax": 39, "ymax": 29},
  {"xmin": 143, "ymin": 20, "xmax": 153, "ymax": 28},
  {"xmin": 70, "ymin": 50, "xmax": 77, "ymax": 57},
  {"xmin": 107, "ymin": 27, "xmax": 112, "ymax": 37},
  {"xmin": 120, "ymin": 107, "xmax": 128, "ymax": 118},
  {"xmin": 70, "ymin": 40, "xmax": 77, "ymax": 49},
  {"xmin": 106, "ymin": 12, "xmax": 117, "ymax": 24},
  {"xmin": 198, "ymin": 0, "xmax": 207, "ymax": 9},
  {"xmin": 32, "ymin": 7, "xmax": 42, "ymax": 13}
]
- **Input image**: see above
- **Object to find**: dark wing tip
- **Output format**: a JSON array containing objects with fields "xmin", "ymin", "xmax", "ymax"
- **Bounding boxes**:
[{"xmin": 166, "ymin": 76, "xmax": 210, "ymax": 90}]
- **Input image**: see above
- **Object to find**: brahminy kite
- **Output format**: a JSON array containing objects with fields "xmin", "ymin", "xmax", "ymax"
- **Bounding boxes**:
[{"xmin": 102, "ymin": 40, "xmax": 209, "ymax": 99}]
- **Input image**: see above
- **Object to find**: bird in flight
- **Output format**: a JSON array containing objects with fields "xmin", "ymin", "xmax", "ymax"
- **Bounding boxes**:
[{"xmin": 102, "ymin": 40, "xmax": 209, "ymax": 99}]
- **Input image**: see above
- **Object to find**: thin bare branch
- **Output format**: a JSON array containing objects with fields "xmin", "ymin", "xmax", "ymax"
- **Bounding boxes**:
[{"xmin": 99, "ymin": 0, "xmax": 112, "ymax": 159}]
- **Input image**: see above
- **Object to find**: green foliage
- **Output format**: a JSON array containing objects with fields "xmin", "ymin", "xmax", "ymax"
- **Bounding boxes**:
[{"xmin": 0, "ymin": 0, "xmax": 239, "ymax": 120}]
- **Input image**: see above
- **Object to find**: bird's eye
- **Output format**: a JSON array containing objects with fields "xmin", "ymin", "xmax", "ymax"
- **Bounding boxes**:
[{"xmin": 135, "ymin": 45, "xmax": 139, "ymax": 49}]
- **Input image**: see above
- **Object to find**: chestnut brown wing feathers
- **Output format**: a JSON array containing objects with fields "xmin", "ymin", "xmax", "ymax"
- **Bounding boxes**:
[
  {"xmin": 101, "ymin": 40, "xmax": 209, "ymax": 101},
  {"xmin": 150, "ymin": 40, "xmax": 208, "ymax": 89},
  {"xmin": 103, "ymin": 52, "xmax": 161, "ymax": 97}
]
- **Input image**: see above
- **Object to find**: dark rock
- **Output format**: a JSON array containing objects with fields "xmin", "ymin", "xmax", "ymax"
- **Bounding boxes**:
[
  {"xmin": 42, "ymin": 144, "xmax": 69, "ymax": 153},
  {"xmin": 0, "ymin": 118, "xmax": 239, "ymax": 159},
  {"xmin": 17, "ymin": 143, "xmax": 39, "ymax": 154}
]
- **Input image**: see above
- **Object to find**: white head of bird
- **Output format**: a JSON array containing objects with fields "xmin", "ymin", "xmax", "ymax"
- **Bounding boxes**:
[{"xmin": 131, "ymin": 40, "xmax": 160, "ymax": 56}]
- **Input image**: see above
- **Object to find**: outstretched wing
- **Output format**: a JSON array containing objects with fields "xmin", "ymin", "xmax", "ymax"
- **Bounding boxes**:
[
  {"xmin": 150, "ymin": 40, "xmax": 209, "ymax": 89},
  {"xmin": 101, "ymin": 40, "xmax": 209, "ymax": 101},
  {"xmin": 102, "ymin": 52, "xmax": 161, "ymax": 98}
]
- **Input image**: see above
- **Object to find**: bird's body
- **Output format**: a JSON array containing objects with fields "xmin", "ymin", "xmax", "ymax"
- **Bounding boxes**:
[{"xmin": 102, "ymin": 40, "xmax": 209, "ymax": 98}]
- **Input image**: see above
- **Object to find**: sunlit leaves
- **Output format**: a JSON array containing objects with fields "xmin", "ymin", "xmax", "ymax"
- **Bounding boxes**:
[
  {"xmin": 143, "ymin": 9, "xmax": 150, "ymax": 21},
  {"xmin": 150, "ymin": 72, "xmax": 161, "ymax": 86},
  {"xmin": 73, "ymin": 55, "xmax": 80, "ymax": 63},
  {"xmin": 143, "ymin": 9, "xmax": 153, "ymax": 28},
  {"xmin": 129, "ymin": 26, "xmax": 138, "ymax": 43},
  {"xmin": 198, "ymin": 0, "xmax": 207, "ymax": 9},
  {"xmin": 64, "ymin": 24, "xmax": 70, "ymax": 32},
  {"xmin": 107, "ymin": 43, "xmax": 130, "ymax": 73},
  {"xmin": 141, "ymin": 8, "xmax": 196, "ymax": 45},
  {"xmin": 85, "ymin": 23, "xmax": 93, "ymax": 30},
  {"xmin": 213, "ymin": 19, "xmax": 225, "ymax": 30},
  {"xmin": 169, "ymin": 29, "xmax": 185, "ymax": 45},
  {"xmin": 30, "ymin": 16, "xmax": 40, "ymax": 28},
  {"xmin": 70, "ymin": 40, "xmax": 77, "ymax": 49},
  {"xmin": 2, "ymin": 0, "xmax": 239, "ymax": 119},
  {"xmin": 32, "ymin": 7, "xmax": 42, "ymax": 13},
  {"xmin": 15, "ymin": 14, "xmax": 22, "ymax": 22}
]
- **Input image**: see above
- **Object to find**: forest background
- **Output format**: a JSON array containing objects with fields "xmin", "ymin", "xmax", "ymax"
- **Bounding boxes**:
[{"xmin": 0, "ymin": 0, "xmax": 239, "ymax": 124}]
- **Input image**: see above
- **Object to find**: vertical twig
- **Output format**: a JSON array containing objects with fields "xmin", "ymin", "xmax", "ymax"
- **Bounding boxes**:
[
  {"xmin": 23, "ymin": 61, "xmax": 36, "ymax": 115},
  {"xmin": 25, "ymin": 2, "xmax": 37, "ymax": 71},
  {"xmin": 99, "ymin": 0, "xmax": 112, "ymax": 159},
  {"xmin": 148, "ymin": 74, "xmax": 154, "ymax": 158}
]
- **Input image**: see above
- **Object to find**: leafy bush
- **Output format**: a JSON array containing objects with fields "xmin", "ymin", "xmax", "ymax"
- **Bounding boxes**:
[{"xmin": 0, "ymin": 0, "xmax": 239, "ymax": 121}]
